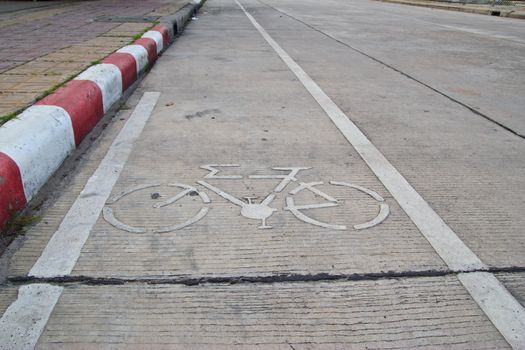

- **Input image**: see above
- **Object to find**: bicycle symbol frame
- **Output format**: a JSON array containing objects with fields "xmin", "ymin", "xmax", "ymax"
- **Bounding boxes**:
[{"xmin": 103, "ymin": 164, "xmax": 390, "ymax": 233}]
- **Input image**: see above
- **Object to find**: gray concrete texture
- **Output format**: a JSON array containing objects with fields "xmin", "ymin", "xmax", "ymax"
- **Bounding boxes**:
[
  {"xmin": 253, "ymin": 0, "xmax": 525, "ymax": 268},
  {"xmin": 9, "ymin": 0, "xmax": 447, "ymax": 279},
  {"xmin": 2, "ymin": 0, "xmax": 525, "ymax": 347},
  {"xmin": 35, "ymin": 277, "xmax": 508, "ymax": 348}
]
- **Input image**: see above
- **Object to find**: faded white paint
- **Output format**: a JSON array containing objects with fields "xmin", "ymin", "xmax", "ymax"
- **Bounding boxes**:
[
  {"xmin": 198, "ymin": 180, "xmax": 277, "ymax": 229},
  {"xmin": 29, "ymin": 92, "xmax": 160, "ymax": 278},
  {"xmin": 330, "ymin": 181, "xmax": 386, "ymax": 202},
  {"xmin": 354, "ymin": 203, "xmax": 390, "ymax": 230},
  {"xmin": 200, "ymin": 164, "xmax": 243, "ymax": 179},
  {"xmin": 156, "ymin": 183, "xmax": 211, "ymax": 207},
  {"xmin": 285, "ymin": 196, "xmax": 346, "ymax": 230},
  {"xmin": 236, "ymin": 0, "xmax": 484, "ymax": 271},
  {"xmin": 458, "ymin": 272, "xmax": 525, "ymax": 349},
  {"xmin": 101, "ymin": 167, "xmax": 390, "ymax": 232},
  {"xmin": 0, "ymin": 105, "xmax": 75, "ymax": 201},
  {"xmin": 142, "ymin": 31, "xmax": 164, "ymax": 53},
  {"xmin": 289, "ymin": 182, "xmax": 337, "ymax": 202},
  {"xmin": 285, "ymin": 180, "xmax": 389, "ymax": 230},
  {"xmin": 0, "ymin": 284, "xmax": 63, "ymax": 350},
  {"xmin": 75, "ymin": 63, "xmax": 123, "ymax": 112},
  {"xmin": 106, "ymin": 183, "xmax": 161, "ymax": 205},
  {"xmin": 438, "ymin": 24, "xmax": 525, "ymax": 44},
  {"xmin": 103, "ymin": 206, "xmax": 209, "ymax": 233},
  {"xmin": 103, "ymin": 183, "xmax": 211, "ymax": 233},
  {"xmin": 117, "ymin": 45, "xmax": 150, "ymax": 74},
  {"xmin": 249, "ymin": 167, "xmax": 311, "ymax": 192}
]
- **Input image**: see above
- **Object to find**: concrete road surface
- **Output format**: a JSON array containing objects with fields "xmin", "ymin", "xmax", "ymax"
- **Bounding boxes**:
[{"xmin": 1, "ymin": 0, "xmax": 525, "ymax": 348}]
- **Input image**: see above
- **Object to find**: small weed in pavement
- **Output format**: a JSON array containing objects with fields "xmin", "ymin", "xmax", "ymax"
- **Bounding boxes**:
[{"xmin": 132, "ymin": 26, "xmax": 153, "ymax": 41}]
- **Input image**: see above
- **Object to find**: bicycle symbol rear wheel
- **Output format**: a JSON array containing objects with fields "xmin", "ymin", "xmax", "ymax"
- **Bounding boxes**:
[{"xmin": 103, "ymin": 183, "xmax": 210, "ymax": 233}]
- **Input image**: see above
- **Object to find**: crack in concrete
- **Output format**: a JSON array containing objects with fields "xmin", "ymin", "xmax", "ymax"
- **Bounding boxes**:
[
  {"xmin": 5, "ymin": 266, "xmax": 525, "ymax": 287},
  {"xmin": 257, "ymin": 0, "xmax": 525, "ymax": 140}
]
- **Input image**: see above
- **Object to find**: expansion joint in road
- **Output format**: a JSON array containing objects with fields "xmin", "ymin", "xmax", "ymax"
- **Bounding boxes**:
[{"xmin": 6, "ymin": 266, "xmax": 525, "ymax": 287}]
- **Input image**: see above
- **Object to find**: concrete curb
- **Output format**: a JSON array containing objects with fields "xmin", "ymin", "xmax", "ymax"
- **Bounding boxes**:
[
  {"xmin": 0, "ymin": 0, "xmax": 205, "ymax": 229},
  {"xmin": 162, "ymin": 1, "xmax": 201, "ymax": 35},
  {"xmin": 373, "ymin": 0, "xmax": 525, "ymax": 19}
]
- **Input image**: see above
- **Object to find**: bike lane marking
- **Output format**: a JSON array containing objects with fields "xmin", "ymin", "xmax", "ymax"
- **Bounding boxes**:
[
  {"xmin": 234, "ymin": 0, "xmax": 525, "ymax": 347},
  {"xmin": 0, "ymin": 92, "xmax": 160, "ymax": 349}
]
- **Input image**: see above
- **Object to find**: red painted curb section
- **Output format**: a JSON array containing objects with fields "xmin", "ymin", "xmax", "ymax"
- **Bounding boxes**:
[
  {"xmin": 37, "ymin": 80, "xmax": 104, "ymax": 146},
  {"xmin": 135, "ymin": 38, "xmax": 158, "ymax": 63},
  {"xmin": 153, "ymin": 24, "xmax": 170, "ymax": 47},
  {"xmin": 0, "ymin": 153, "xmax": 27, "ymax": 228},
  {"xmin": 103, "ymin": 53, "xmax": 138, "ymax": 91}
]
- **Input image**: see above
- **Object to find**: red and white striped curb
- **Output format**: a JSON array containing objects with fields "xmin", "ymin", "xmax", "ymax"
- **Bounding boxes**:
[{"xmin": 0, "ymin": 22, "xmax": 177, "ymax": 229}]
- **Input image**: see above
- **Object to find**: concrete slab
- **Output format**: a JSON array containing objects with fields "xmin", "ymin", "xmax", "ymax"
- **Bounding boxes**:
[
  {"xmin": 34, "ymin": 276, "xmax": 508, "ymax": 348},
  {"xmin": 497, "ymin": 272, "xmax": 525, "ymax": 308},
  {"xmin": 258, "ymin": 0, "xmax": 525, "ymax": 136},
  {"xmin": 0, "ymin": 285, "xmax": 18, "ymax": 316},
  {"xmin": 252, "ymin": 0, "xmax": 525, "ymax": 269},
  {"xmin": 5, "ymin": 0, "xmax": 449, "ymax": 279}
]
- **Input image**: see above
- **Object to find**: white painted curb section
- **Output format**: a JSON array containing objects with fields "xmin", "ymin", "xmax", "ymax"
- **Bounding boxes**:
[
  {"xmin": 75, "ymin": 63, "xmax": 123, "ymax": 113},
  {"xmin": 117, "ymin": 45, "xmax": 150, "ymax": 74},
  {"xmin": 143, "ymin": 31, "xmax": 165, "ymax": 53},
  {"xmin": 0, "ymin": 284, "xmax": 63, "ymax": 350},
  {"xmin": 0, "ymin": 106, "xmax": 75, "ymax": 201}
]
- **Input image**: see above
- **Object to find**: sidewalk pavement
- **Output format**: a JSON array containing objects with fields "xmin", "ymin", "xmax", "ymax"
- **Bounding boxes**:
[
  {"xmin": 373, "ymin": 0, "xmax": 525, "ymax": 19},
  {"xmin": 0, "ymin": 0, "xmax": 188, "ymax": 122}
]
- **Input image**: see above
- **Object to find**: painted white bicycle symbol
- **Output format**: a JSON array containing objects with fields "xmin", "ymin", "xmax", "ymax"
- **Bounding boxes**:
[{"xmin": 103, "ymin": 164, "xmax": 390, "ymax": 233}]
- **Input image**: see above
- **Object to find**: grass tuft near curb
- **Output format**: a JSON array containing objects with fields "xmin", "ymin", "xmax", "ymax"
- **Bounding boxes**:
[
  {"xmin": 3, "ymin": 213, "xmax": 41, "ymax": 237},
  {"xmin": 0, "ymin": 111, "xmax": 19, "ymax": 125}
]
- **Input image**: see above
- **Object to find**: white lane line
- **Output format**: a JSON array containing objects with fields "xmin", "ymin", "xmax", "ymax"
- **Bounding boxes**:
[
  {"xmin": 0, "ymin": 92, "xmax": 160, "ymax": 350},
  {"xmin": 435, "ymin": 24, "xmax": 525, "ymax": 45},
  {"xmin": 459, "ymin": 272, "xmax": 525, "ymax": 349},
  {"xmin": 234, "ymin": 0, "xmax": 525, "ymax": 347},
  {"xmin": 0, "ymin": 284, "xmax": 63, "ymax": 350},
  {"xmin": 235, "ymin": 0, "xmax": 483, "ymax": 272},
  {"xmin": 30, "ymin": 91, "xmax": 160, "ymax": 277}
]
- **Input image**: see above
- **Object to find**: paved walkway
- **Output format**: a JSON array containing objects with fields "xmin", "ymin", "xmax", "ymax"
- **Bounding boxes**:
[{"xmin": 0, "ymin": 0, "xmax": 187, "ymax": 121}]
